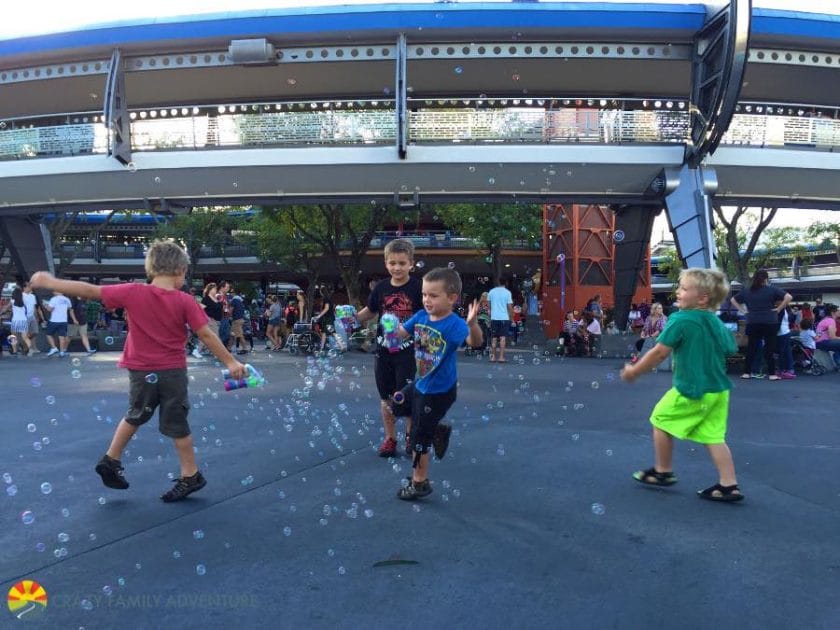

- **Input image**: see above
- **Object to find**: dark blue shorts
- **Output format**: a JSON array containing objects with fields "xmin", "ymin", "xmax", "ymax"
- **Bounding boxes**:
[{"xmin": 46, "ymin": 321, "xmax": 68, "ymax": 337}]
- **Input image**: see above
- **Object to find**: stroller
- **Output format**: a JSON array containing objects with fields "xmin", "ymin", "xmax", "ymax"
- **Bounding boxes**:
[
  {"xmin": 285, "ymin": 320, "xmax": 321, "ymax": 356},
  {"xmin": 791, "ymin": 337, "xmax": 826, "ymax": 376},
  {"xmin": 463, "ymin": 319, "xmax": 490, "ymax": 357}
]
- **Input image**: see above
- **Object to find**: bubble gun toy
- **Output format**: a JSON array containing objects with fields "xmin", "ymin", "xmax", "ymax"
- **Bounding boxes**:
[
  {"xmin": 222, "ymin": 364, "xmax": 265, "ymax": 391},
  {"xmin": 380, "ymin": 313, "xmax": 402, "ymax": 353},
  {"xmin": 335, "ymin": 304, "xmax": 361, "ymax": 333}
]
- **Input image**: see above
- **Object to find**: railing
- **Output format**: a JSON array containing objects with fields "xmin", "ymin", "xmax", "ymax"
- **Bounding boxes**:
[
  {"xmin": 653, "ymin": 261, "xmax": 840, "ymax": 286},
  {"xmin": 1, "ymin": 99, "xmax": 838, "ymax": 160}
]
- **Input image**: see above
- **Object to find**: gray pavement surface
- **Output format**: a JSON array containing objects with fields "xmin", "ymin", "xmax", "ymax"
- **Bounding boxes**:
[{"xmin": 1, "ymin": 346, "xmax": 839, "ymax": 629}]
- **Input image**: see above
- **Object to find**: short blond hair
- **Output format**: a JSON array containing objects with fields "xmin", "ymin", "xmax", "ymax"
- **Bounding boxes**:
[
  {"xmin": 145, "ymin": 240, "xmax": 190, "ymax": 278},
  {"xmin": 679, "ymin": 268, "xmax": 729, "ymax": 309},
  {"xmin": 383, "ymin": 238, "xmax": 414, "ymax": 260}
]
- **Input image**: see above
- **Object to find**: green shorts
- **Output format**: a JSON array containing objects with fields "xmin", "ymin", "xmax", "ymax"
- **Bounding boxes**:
[{"xmin": 650, "ymin": 387, "xmax": 729, "ymax": 444}]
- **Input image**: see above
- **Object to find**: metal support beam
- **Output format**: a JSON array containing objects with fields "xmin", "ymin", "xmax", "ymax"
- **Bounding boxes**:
[
  {"xmin": 395, "ymin": 34, "xmax": 408, "ymax": 160},
  {"xmin": 612, "ymin": 205, "xmax": 659, "ymax": 329},
  {"xmin": 686, "ymin": 0, "xmax": 751, "ymax": 166},
  {"xmin": 104, "ymin": 49, "xmax": 132, "ymax": 166},
  {"xmin": 0, "ymin": 217, "xmax": 54, "ymax": 278},
  {"xmin": 663, "ymin": 164, "xmax": 718, "ymax": 269}
]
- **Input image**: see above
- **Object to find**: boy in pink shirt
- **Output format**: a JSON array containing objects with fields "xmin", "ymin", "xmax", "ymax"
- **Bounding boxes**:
[{"xmin": 31, "ymin": 241, "xmax": 246, "ymax": 502}]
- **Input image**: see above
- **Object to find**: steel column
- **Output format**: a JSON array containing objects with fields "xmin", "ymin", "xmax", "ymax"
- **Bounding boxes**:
[
  {"xmin": 104, "ymin": 49, "xmax": 132, "ymax": 166},
  {"xmin": 612, "ymin": 205, "xmax": 657, "ymax": 329},
  {"xmin": 395, "ymin": 34, "xmax": 408, "ymax": 160},
  {"xmin": 0, "ymin": 217, "xmax": 54, "ymax": 278}
]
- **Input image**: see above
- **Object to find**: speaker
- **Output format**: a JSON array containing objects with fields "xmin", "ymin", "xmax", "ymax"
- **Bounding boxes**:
[{"xmin": 228, "ymin": 39, "xmax": 276, "ymax": 65}]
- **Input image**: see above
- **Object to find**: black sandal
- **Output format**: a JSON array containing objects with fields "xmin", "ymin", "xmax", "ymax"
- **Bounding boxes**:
[
  {"xmin": 697, "ymin": 483, "xmax": 744, "ymax": 502},
  {"xmin": 632, "ymin": 467, "xmax": 678, "ymax": 486}
]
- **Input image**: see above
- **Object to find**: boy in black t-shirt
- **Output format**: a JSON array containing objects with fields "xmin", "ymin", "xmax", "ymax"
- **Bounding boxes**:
[{"xmin": 356, "ymin": 239, "xmax": 423, "ymax": 458}]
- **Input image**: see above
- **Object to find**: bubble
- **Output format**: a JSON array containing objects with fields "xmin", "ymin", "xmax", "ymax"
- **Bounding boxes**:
[
  {"xmin": 30, "ymin": 377, "xmax": 42, "ymax": 388},
  {"xmin": 127, "ymin": 161, "xmax": 137, "ymax": 173},
  {"xmin": 591, "ymin": 503, "xmax": 606, "ymax": 516},
  {"xmin": 32, "ymin": 442, "xmax": 42, "ymax": 452},
  {"xmin": 512, "ymin": 73, "xmax": 520, "ymax": 81},
  {"xmin": 71, "ymin": 370, "xmax": 82, "ymax": 379},
  {"xmin": 21, "ymin": 510, "xmax": 35, "ymax": 525},
  {"xmin": 571, "ymin": 433, "xmax": 580, "ymax": 441},
  {"xmin": 454, "ymin": 66, "xmax": 463, "ymax": 74},
  {"xmin": 605, "ymin": 449, "xmax": 613, "ymax": 456},
  {"xmin": 192, "ymin": 529, "xmax": 204, "ymax": 540},
  {"xmin": 89, "ymin": 533, "xmax": 97, "ymax": 541},
  {"xmin": 58, "ymin": 532, "xmax": 70, "ymax": 543},
  {"xmin": 71, "ymin": 357, "xmax": 82, "ymax": 367},
  {"xmin": 36, "ymin": 542, "xmax": 46, "ymax": 552},
  {"xmin": 42, "ymin": 436, "xmax": 50, "ymax": 445},
  {"xmin": 118, "ymin": 578, "xmax": 126, "ymax": 587},
  {"xmin": 481, "ymin": 415, "xmax": 490, "ymax": 422},
  {"xmin": 40, "ymin": 482, "xmax": 53, "ymax": 494},
  {"xmin": 591, "ymin": 381, "xmax": 600, "ymax": 389},
  {"xmin": 45, "ymin": 395, "xmax": 56, "ymax": 405},
  {"xmin": 61, "ymin": 507, "xmax": 71, "ymax": 517},
  {"xmin": 98, "ymin": 496, "xmax": 106, "ymax": 505},
  {"xmin": 102, "ymin": 585, "xmax": 113, "ymax": 597},
  {"xmin": 364, "ymin": 508, "xmax": 374, "ymax": 518},
  {"xmin": 145, "ymin": 373, "xmax": 158, "ymax": 384},
  {"xmin": 135, "ymin": 563, "xmax": 142, "ymax": 570},
  {"xmin": 488, "ymin": 178, "xmax": 495, "ymax": 185},
  {"xmin": 154, "ymin": 176, "xmax": 161, "ymax": 184},
  {"xmin": 81, "ymin": 599, "xmax": 94, "ymax": 611},
  {"xmin": 415, "ymin": 260, "xmax": 425, "ymax": 269},
  {"xmin": 173, "ymin": 550, "xmax": 181, "ymax": 559},
  {"xmin": 468, "ymin": 165, "xmax": 476, "ymax": 173},
  {"xmin": 105, "ymin": 336, "xmax": 114, "ymax": 345},
  {"xmin": 338, "ymin": 566, "xmax": 347, "ymax": 575},
  {"xmin": 196, "ymin": 564, "xmax": 207, "ymax": 576},
  {"xmin": 283, "ymin": 526, "xmax": 292, "ymax": 537},
  {"xmin": 27, "ymin": 423, "xmax": 37, "ymax": 433}
]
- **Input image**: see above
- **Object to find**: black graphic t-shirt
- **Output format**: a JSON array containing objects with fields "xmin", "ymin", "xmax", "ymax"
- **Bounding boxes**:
[{"xmin": 367, "ymin": 276, "xmax": 423, "ymax": 352}]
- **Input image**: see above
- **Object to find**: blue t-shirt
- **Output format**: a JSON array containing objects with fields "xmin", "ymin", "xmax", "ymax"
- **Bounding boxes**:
[
  {"xmin": 402, "ymin": 310, "xmax": 469, "ymax": 394},
  {"xmin": 230, "ymin": 295, "xmax": 245, "ymax": 320}
]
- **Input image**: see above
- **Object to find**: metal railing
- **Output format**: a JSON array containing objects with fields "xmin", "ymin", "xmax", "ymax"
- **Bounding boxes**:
[{"xmin": 1, "ymin": 98, "xmax": 838, "ymax": 160}]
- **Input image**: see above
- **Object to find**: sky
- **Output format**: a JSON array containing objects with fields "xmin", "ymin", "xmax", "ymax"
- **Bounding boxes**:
[{"xmin": 1, "ymin": 0, "xmax": 838, "ymax": 39}]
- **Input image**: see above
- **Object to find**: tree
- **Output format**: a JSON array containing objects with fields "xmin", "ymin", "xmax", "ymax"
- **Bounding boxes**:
[
  {"xmin": 712, "ymin": 205, "xmax": 778, "ymax": 284},
  {"xmin": 806, "ymin": 221, "xmax": 840, "ymax": 261},
  {"xmin": 154, "ymin": 207, "xmax": 242, "ymax": 283},
  {"xmin": 432, "ymin": 202, "xmax": 543, "ymax": 284},
  {"xmin": 259, "ymin": 203, "xmax": 393, "ymax": 306}
]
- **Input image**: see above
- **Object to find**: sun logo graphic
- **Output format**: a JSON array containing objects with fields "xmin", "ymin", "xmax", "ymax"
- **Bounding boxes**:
[{"xmin": 7, "ymin": 580, "xmax": 48, "ymax": 620}]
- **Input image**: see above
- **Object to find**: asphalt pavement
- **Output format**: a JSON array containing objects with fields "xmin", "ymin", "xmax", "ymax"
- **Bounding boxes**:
[{"xmin": 1, "ymin": 345, "xmax": 839, "ymax": 629}]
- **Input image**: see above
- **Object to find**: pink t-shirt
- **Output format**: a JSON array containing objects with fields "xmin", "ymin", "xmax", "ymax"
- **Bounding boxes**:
[
  {"xmin": 101, "ymin": 283, "xmax": 209, "ymax": 371},
  {"xmin": 815, "ymin": 317, "xmax": 835, "ymax": 343}
]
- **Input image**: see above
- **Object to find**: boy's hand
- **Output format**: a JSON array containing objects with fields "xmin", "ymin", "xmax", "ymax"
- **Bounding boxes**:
[
  {"xmin": 620, "ymin": 364, "xmax": 638, "ymax": 383},
  {"xmin": 465, "ymin": 299, "xmax": 480, "ymax": 325},
  {"xmin": 225, "ymin": 361, "xmax": 247, "ymax": 380},
  {"xmin": 29, "ymin": 272, "xmax": 54, "ymax": 289}
]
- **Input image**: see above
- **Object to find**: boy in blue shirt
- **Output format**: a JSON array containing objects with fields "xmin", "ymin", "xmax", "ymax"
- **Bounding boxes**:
[
  {"xmin": 621, "ymin": 268, "xmax": 743, "ymax": 502},
  {"xmin": 394, "ymin": 267, "xmax": 483, "ymax": 500}
]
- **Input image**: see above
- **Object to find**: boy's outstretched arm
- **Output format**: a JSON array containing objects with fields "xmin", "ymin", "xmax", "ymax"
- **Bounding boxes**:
[
  {"xmin": 356, "ymin": 306, "xmax": 373, "ymax": 323},
  {"xmin": 621, "ymin": 342, "xmax": 672, "ymax": 383},
  {"xmin": 196, "ymin": 325, "xmax": 246, "ymax": 379},
  {"xmin": 465, "ymin": 299, "xmax": 483, "ymax": 348},
  {"xmin": 30, "ymin": 272, "xmax": 102, "ymax": 300}
]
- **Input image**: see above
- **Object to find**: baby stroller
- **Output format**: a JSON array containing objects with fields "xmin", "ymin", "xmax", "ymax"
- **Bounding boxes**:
[
  {"xmin": 285, "ymin": 320, "xmax": 321, "ymax": 356},
  {"xmin": 464, "ymin": 319, "xmax": 490, "ymax": 357},
  {"xmin": 791, "ymin": 337, "xmax": 825, "ymax": 376}
]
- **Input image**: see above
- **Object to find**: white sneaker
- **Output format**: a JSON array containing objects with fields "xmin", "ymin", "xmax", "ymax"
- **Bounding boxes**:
[
  {"xmin": 46, "ymin": 348, "xmax": 59, "ymax": 357},
  {"xmin": 191, "ymin": 348, "xmax": 203, "ymax": 359},
  {"xmin": 87, "ymin": 349, "xmax": 97, "ymax": 355}
]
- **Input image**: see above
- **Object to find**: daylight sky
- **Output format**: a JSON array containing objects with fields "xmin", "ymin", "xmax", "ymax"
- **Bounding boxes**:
[{"xmin": 1, "ymin": 0, "xmax": 838, "ymax": 39}]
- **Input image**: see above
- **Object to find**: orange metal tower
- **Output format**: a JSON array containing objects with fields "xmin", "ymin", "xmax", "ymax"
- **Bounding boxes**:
[{"xmin": 541, "ymin": 204, "xmax": 651, "ymax": 338}]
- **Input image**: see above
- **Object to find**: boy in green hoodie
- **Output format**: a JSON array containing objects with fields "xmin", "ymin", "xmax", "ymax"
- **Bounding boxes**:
[{"xmin": 621, "ymin": 268, "xmax": 743, "ymax": 502}]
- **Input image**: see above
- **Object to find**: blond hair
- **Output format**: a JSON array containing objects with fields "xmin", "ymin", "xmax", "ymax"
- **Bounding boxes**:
[
  {"xmin": 679, "ymin": 268, "xmax": 729, "ymax": 310},
  {"xmin": 424, "ymin": 267, "xmax": 462, "ymax": 296},
  {"xmin": 383, "ymin": 238, "xmax": 414, "ymax": 260},
  {"xmin": 145, "ymin": 240, "xmax": 190, "ymax": 278}
]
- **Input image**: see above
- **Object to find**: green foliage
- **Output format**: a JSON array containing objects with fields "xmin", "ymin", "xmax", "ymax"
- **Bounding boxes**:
[
  {"xmin": 656, "ymin": 247, "xmax": 683, "ymax": 296},
  {"xmin": 431, "ymin": 202, "xmax": 542, "ymax": 282},
  {"xmin": 154, "ymin": 207, "xmax": 243, "ymax": 280},
  {"xmin": 806, "ymin": 221, "xmax": 840, "ymax": 259}
]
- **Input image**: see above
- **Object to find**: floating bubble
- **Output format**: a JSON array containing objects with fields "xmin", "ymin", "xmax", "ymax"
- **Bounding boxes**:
[
  {"xmin": 71, "ymin": 357, "xmax": 82, "ymax": 367},
  {"xmin": 71, "ymin": 370, "xmax": 82, "ymax": 379},
  {"xmin": 571, "ymin": 433, "xmax": 580, "ymax": 441},
  {"xmin": 154, "ymin": 176, "xmax": 161, "ymax": 184},
  {"xmin": 35, "ymin": 542, "xmax": 46, "ymax": 552},
  {"xmin": 21, "ymin": 510, "xmax": 35, "ymax": 525},
  {"xmin": 173, "ymin": 550, "xmax": 181, "ymax": 559},
  {"xmin": 61, "ymin": 507, "xmax": 71, "ymax": 517},
  {"xmin": 98, "ymin": 496, "xmax": 106, "ymax": 505},
  {"xmin": 102, "ymin": 585, "xmax": 113, "ymax": 597},
  {"xmin": 512, "ymin": 73, "xmax": 520, "ymax": 81},
  {"xmin": 338, "ymin": 566, "xmax": 346, "ymax": 575},
  {"xmin": 89, "ymin": 533, "xmax": 97, "ymax": 541},
  {"xmin": 605, "ymin": 449, "xmax": 613, "ymax": 456},
  {"xmin": 192, "ymin": 529, "xmax": 204, "ymax": 540},
  {"xmin": 415, "ymin": 260, "xmax": 425, "ymax": 269},
  {"xmin": 30, "ymin": 377, "xmax": 42, "ymax": 388},
  {"xmin": 118, "ymin": 578, "xmax": 126, "ymax": 587},
  {"xmin": 127, "ymin": 162, "xmax": 137, "ymax": 173},
  {"xmin": 81, "ymin": 599, "xmax": 94, "ymax": 611},
  {"xmin": 283, "ymin": 526, "xmax": 292, "ymax": 537},
  {"xmin": 591, "ymin": 381, "xmax": 600, "ymax": 389},
  {"xmin": 454, "ymin": 66, "xmax": 463, "ymax": 74},
  {"xmin": 40, "ymin": 482, "xmax": 53, "ymax": 495},
  {"xmin": 364, "ymin": 508, "xmax": 374, "ymax": 518},
  {"xmin": 488, "ymin": 177, "xmax": 496, "ymax": 185},
  {"xmin": 447, "ymin": 262, "xmax": 455, "ymax": 269},
  {"xmin": 591, "ymin": 503, "xmax": 606, "ymax": 516},
  {"xmin": 145, "ymin": 373, "xmax": 158, "ymax": 384},
  {"xmin": 27, "ymin": 423, "xmax": 37, "ymax": 433},
  {"xmin": 196, "ymin": 564, "xmax": 207, "ymax": 576},
  {"xmin": 32, "ymin": 442, "xmax": 42, "ymax": 452},
  {"xmin": 45, "ymin": 395, "xmax": 56, "ymax": 405},
  {"xmin": 105, "ymin": 336, "xmax": 114, "ymax": 346}
]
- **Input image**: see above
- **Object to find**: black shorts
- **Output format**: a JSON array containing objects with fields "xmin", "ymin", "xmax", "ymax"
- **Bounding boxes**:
[
  {"xmin": 490, "ymin": 320, "xmax": 510, "ymax": 338},
  {"xmin": 374, "ymin": 348, "xmax": 416, "ymax": 415},
  {"xmin": 404, "ymin": 384, "xmax": 457, "ymax": 454},
  {"xmin": 125, "ymin": 368, "xmax": 191, "ymax": 438}
]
